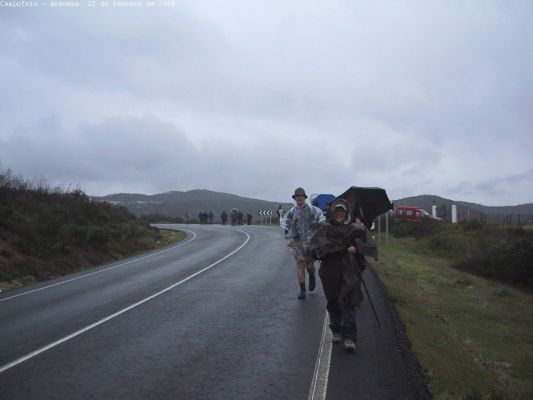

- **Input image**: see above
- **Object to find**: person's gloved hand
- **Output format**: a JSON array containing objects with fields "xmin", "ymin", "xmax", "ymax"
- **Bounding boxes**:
[{"xmin": 347, "ymin": 245, "xmax": 357, "ymax": 254}]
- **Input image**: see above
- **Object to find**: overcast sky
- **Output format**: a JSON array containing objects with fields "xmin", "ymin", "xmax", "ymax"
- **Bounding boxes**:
[{"xmin": 1, "ymin": 1, "xmax": 532, "ymax": 206}]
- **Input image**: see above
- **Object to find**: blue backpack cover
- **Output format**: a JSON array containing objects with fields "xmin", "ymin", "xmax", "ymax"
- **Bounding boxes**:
[{"xmin": 311, "ymin": 194, "xmax": 336, "ymax": 211}]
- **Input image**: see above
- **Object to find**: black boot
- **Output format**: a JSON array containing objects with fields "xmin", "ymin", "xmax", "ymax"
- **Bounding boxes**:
[
  {"xmin": 309, "ymin": 273, "xmax": 316, "ymax": 292},
  {"xmin": 298, "ymin": 282, "xmax": 306, "ymax": 300}
]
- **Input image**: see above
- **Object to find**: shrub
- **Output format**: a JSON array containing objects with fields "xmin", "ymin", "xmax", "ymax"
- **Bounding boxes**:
[
  {"xmin": 88, "ymin": 227, "xmax": 111, "ymax": 248},
  {"xmin": 389, "ymin": 215, "xmax": 533, "ymax": 288},
  {"xmin": 459, "ymin": 219, "xmax": 485, "ymax": 231},
  {"xmin": 0, "ymin": 167, "xmax": 176, "ymax": 285},
  {"xmin": 61, "ymin": 224, "xmax": 89, "ymax": 246},
  {"xmin": 428, "ymin": 234, "xmax": 456, "ymax": 253},
  {"xmin": 140, "ymin": 213, "xmax": 184, "ymax": 224},
  {"xmin": 454, "ymin": 230, "xmax": 533, "ymax": 288},
  {"xmin": 390, "ymin": 219, "xmax": 444, "ymax": 239}
]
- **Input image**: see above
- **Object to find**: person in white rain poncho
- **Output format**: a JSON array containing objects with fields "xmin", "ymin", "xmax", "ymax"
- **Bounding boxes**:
[{"xmin": 281, "ymin": 187, "xmax": 326, "ymax": 299}]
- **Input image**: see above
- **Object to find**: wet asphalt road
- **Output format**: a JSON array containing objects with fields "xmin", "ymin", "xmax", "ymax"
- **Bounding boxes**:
[{"xmin": 0, "ymin": 224, "xmax": 429, "ymax": 400}]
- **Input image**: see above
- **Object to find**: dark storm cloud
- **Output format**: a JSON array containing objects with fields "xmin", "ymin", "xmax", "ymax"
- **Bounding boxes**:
[{"xmin": 0, "ymin": 1, "xmax": 532, "ymax": 205}]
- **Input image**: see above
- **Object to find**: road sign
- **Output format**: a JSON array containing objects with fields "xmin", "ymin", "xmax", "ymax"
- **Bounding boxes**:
[{"xmin": 258, "ymin": 210, "xmax": 273, "ymax": 224}]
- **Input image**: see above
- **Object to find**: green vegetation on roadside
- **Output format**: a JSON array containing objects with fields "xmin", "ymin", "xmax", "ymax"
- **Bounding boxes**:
[
  {"xmin": 0, "ymin": 169, "xmax": 185, "ymax": 291},
  {"xmin": 156, "ymin": 228, "xmax": 186, "ymax": 245},
  {"xmin": 371, "ymin": 235, "xmax": 533, "ymax": 400},
  {"xmin": 389, "ymin": 219, "xmax": 533, "ymax": 288}
]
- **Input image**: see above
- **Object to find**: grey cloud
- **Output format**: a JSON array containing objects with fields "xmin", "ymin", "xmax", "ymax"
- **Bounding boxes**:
[
  {"xmin": 1, "ymin": 116, "xmax": 198, "ymax": 194},
  {"xmin": 445, "ymin": 170, "xmax": 533, "ymax": 205},
  {"xmin": 476, "ymin": 170, "xmax": 533, "ymax": 197},
  {"xmin": 1, "ymin": 7, "xmax": 224, "ymax": 101},
  {"xmin": 1, "ymin": 115, "xmax": 347, "ymax": 200},
  {"xmin": 1, "ymin": 1, "xmax": 532, "ymax": 206}
]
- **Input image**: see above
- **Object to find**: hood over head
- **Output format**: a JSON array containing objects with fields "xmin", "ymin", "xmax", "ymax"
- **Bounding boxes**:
[{"xmin": 329, "ymin": 199, "xmax": 352, "ymax": 225}]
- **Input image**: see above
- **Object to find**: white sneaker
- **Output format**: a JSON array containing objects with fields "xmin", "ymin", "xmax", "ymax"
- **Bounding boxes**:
[
  {"xmin": 343, "ymin": 339, "xmax": 356, "ymax": 352},
  {"xmin": 332, "ymin": 333, "xmax": 342, "ymax": 343}
]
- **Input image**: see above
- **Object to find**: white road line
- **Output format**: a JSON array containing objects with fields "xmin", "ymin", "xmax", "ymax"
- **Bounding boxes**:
[
  {"xmin": 0, "ymin": 229, "xmax": 197, "ymax": 303},
  {"xmin": 308, "ymin": 312, "xmax": 332, "ymax": 400},
  {"xmin": 0, "ymin": 230, "xmax": 250, "ymax": 375}
]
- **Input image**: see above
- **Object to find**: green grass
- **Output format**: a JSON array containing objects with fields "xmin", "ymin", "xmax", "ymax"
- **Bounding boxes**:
[
  {"xmin": 371, "ymin": 236, "xmax": 533, "ymax": 400},
  {"xmin": 0, "ymin": 228, "xmax": 186, "ymax": 293},
  {"xmin": 387, "ymin": 219, "xmax": 533, "ymax": 288},
  {"xmin": 0, "ymin": 170, "xmax": 189, "ymax": 288},
  {"xmin": 156, "ymin": 228, "xmax": 186, "ymax": 246}
]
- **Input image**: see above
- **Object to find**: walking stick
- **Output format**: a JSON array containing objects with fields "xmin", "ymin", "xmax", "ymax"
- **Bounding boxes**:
[
  {"xmin": 349, "ymin": 252, "xmax": 381, "ymax": 328},
  {"xmin": 357, "ymin": 267, "xmax": 381, "ymax": 328}
]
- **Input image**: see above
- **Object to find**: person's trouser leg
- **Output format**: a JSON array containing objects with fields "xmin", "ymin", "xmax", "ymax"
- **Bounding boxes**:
[
  {"xmin": 305, "ymin": 259, "xmax": 316, "ymax": 291},
  {"xmin": 297, "ymin": 261, "xmax": 306, "ymax": 285},
  {"xmin": 297, "ymin": 260, "xmax": 307, "ymax": 299},
  {"xmin": 327, "ymin": 299, "xmax": 342, "ymax": 333},
  {"xmin": 319, "ymin": 264, "xmax": 342, "ymax": 333},
  {"xmin": 340, "ymin": 295, "xmax": 357, "ymax": 341}
]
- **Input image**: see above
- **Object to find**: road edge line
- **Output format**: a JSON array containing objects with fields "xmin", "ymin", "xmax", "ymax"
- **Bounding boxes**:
[
  {"xmin": 308, "ymin": 311, "xmax": 332, "ymax": 400},
  {"xmin": 0, "ymin": 230, "xmax": 250, "ymax": 374},
  {"xmin": 0, "ymin": 229, "xmax": 197, "ymax": 303}
]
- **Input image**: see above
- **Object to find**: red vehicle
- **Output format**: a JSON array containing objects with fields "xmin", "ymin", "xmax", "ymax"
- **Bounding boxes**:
[{"xmin": 394, "ymin": 206, "xmax": 442, "ymax": 221}]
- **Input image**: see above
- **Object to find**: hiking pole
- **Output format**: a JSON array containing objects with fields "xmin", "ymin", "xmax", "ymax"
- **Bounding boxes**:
[
  {"xmin": 349, "ymin": 252, "xmax": 381, "ymax": 328},
  {"xmin": 358, "ymin": 271, "xmax": 381, "ymax": 328}
]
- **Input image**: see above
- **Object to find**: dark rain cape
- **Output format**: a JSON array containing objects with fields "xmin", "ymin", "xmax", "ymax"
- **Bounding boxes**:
[{"xmin": 309, "ymin": 222, "xmax": 377, "ymax": 305}]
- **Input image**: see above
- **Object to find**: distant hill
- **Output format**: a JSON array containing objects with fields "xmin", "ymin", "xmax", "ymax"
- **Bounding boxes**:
[
  {"xmin": 93, "ymin": 190, "xmax": 533, "ymax": 225},
  {"xmin": 394, "ymin": 195, "xmax": 533, "ymax": 223},
  {"xmin": 92, "ymin": 190, "xmax": 291, "ymax": 223}
]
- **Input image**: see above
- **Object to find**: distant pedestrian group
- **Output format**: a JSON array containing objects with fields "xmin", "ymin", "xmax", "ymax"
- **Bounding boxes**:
[
  {"xmin": 198, "ymin": 211, "xmax": 214, "ymax": 224},
  {"xmin": 221, "ymin": 210, "xmax": 228, "ymax": 225},
  {"xmin": 230, "ymin": 208, "xmax": 245, "ymax": 225}
]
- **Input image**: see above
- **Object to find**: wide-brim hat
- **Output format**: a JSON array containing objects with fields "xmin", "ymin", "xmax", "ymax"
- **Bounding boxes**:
[{"xmin": 292, "ymin": 187, "xmax": 308, "ymax": 199}]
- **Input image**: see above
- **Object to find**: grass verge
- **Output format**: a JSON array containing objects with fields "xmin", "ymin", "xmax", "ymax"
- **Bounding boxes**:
[
  {"xmin": 371, "ymin": 236, "xmax": 533, "ymax": 400},
  {"xmin": 156, "ymin": 228, "xmax": 186, "ymax": 246},
  {"xmin": 0, "ymin": 228, "xmax": 186, "ymax": 293}
]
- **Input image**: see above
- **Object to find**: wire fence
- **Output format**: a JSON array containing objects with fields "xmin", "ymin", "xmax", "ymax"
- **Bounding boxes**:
[{"xmin": 473, "ymin": 213, "xmax": 533, "ymax": 227}]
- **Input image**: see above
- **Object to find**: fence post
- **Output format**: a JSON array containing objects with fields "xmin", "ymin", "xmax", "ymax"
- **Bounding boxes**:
[
  {"xmin": 451, "ymin": 205, "xmax": 457, "ymax": 223},
  {"xmin": 385, "ymin": 211, "xmax": 389, "ymax": 245}
]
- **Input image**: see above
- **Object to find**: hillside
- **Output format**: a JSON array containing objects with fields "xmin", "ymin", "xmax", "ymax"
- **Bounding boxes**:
[
  {"xmin": 93, "ymin": 190, "xmax": 292, "ymax": 223},
  {"xmin": 94, "ymin": 190, "xmax": 533, "ymax": 224},
  {"xmin": 0, "ymin": 170, "xmax": 175, "ymax": 288}
]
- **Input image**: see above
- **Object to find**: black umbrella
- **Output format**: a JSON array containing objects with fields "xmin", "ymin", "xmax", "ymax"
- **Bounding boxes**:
[{"xmin": 334, "ymin": 186, "xmax": 393, "ymax": 227}]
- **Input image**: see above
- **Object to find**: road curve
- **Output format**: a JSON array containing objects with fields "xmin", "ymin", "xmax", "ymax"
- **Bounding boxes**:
[{"xmin": 0, "ymin": 224, "xmax": 430, "ymax": 400}]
